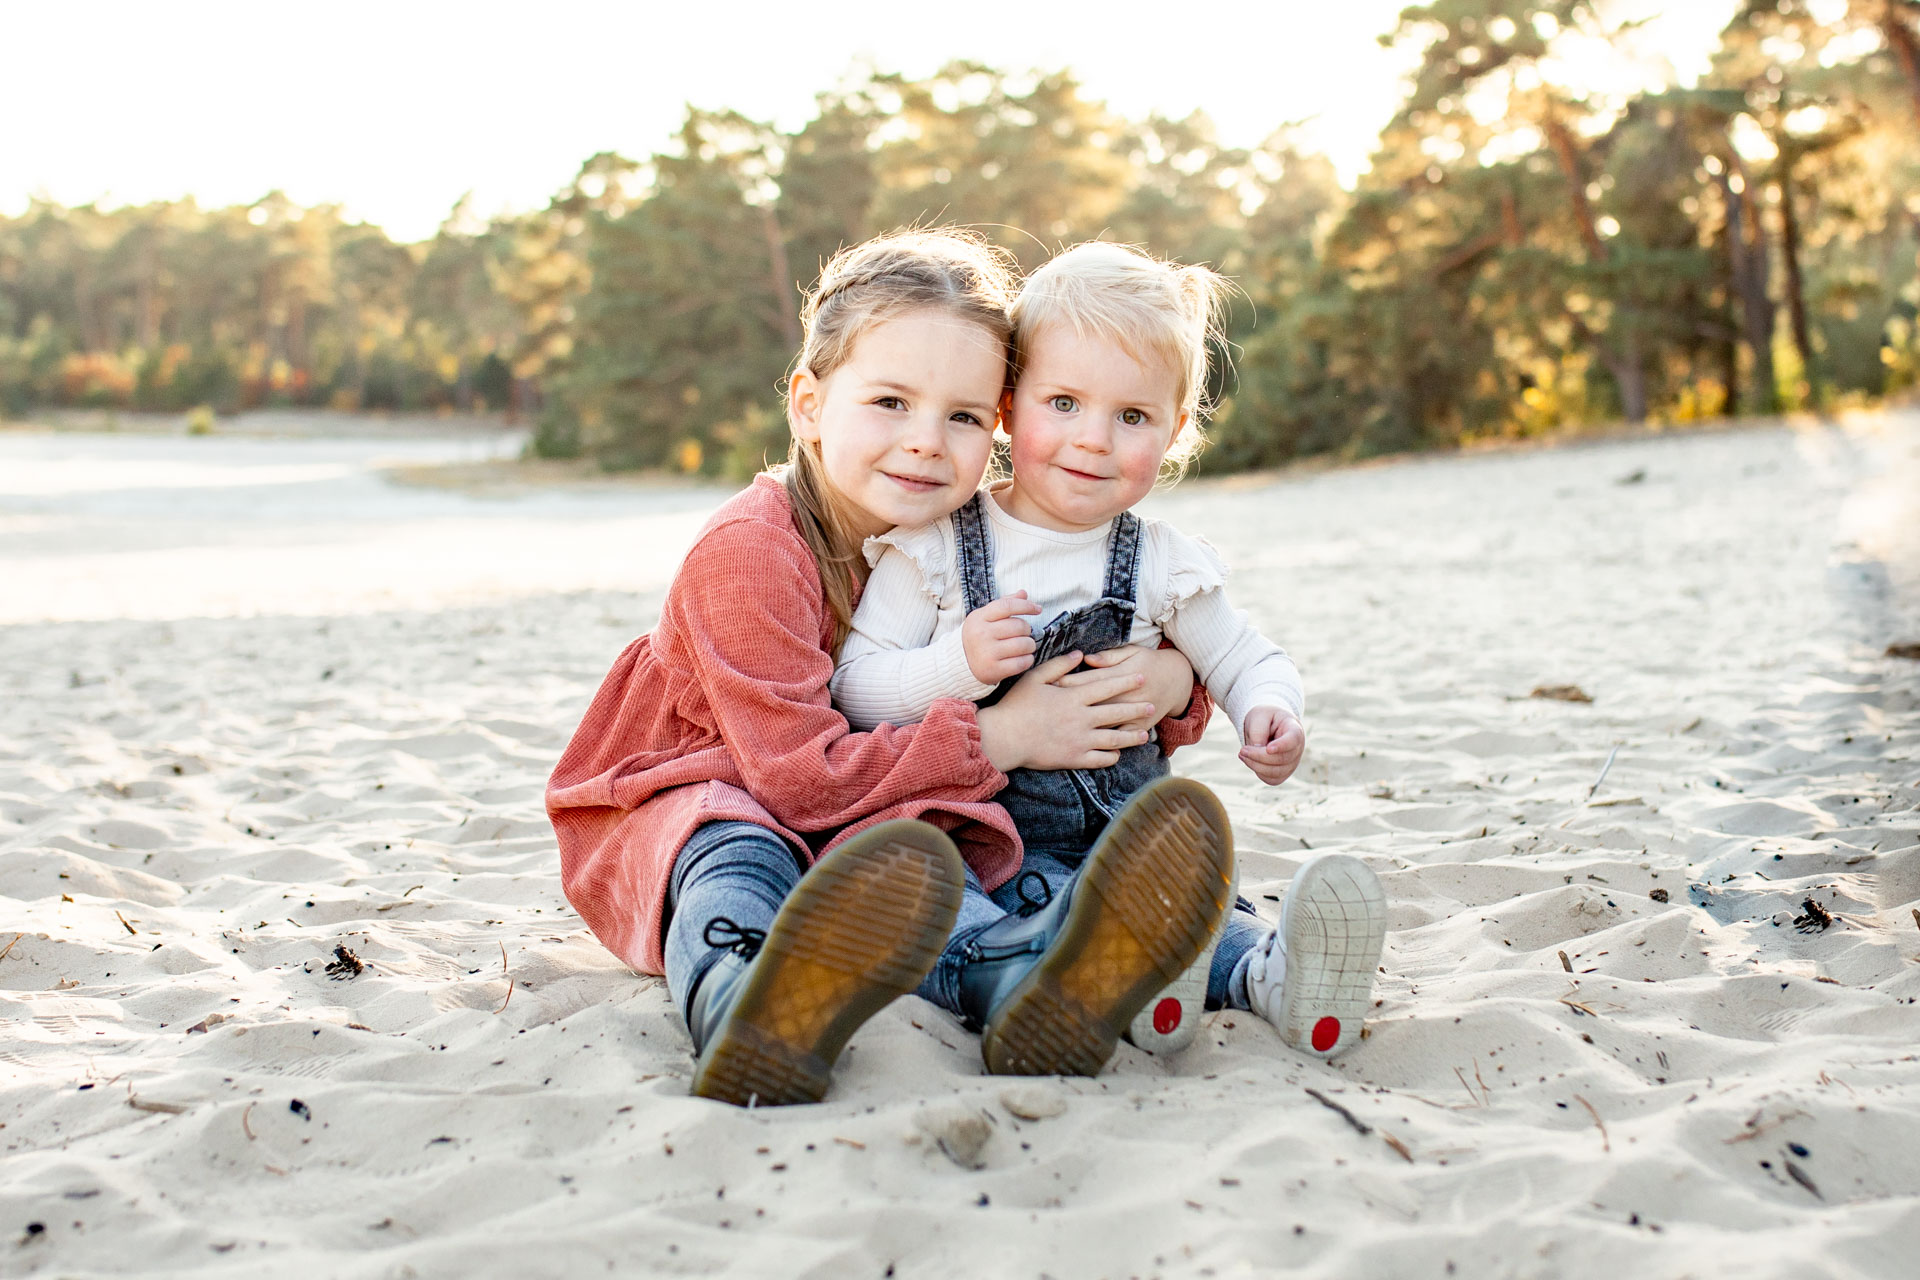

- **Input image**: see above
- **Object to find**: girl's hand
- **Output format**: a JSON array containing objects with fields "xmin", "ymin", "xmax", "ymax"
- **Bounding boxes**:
[
  {"xmin": 1240, "ymin": 707, "xmax": 1305, "ymax": 786},
  {"xmin": 1068, "ymin": 645, "xmax": 1196, "ymax": 731},
  {"xmin": 961, "ymin": 592, "xmax": 1040, "ymax": 685},
  {"xmin": 976, "ymin": 651, "xmax": 1155, "ymax": 772}
]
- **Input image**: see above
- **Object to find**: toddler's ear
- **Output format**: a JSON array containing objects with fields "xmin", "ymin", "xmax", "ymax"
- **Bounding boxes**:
[{"xmin": 787, "ymin": 368, "xmax": 824, "ymax": 442}]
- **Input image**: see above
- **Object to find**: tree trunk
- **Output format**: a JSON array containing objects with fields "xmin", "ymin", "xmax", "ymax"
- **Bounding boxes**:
[
  {"xmin": 1775, "ymin": 153, "xmax": 1814, "ymax": 389},
  {"xmin": 759, "ymin": 203, "xmax": 803, "ymax": 350},
  {"xmin": 1542, "ymin": 111, "xmax": 1607, "ymax": 263},
  {"xmin": 1717, "ymin": 163, "xmax": 1777, "ymax": 414},
  {"xmin": 1543, "ymin": 107, "xmax": 1649, "ymax": 421},
  {"xmin": 136, "ymin": 236, "xmax": 159, "ymax": 349},
  {"xmin": 1884, "ymin": 7, "xmax": 1920, "ymax": 126}
]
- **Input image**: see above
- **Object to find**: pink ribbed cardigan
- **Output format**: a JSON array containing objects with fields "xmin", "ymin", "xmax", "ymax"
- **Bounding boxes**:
[{"xmin": 547, "ymin": 474, "xmax": 1211, "ymax": 974}]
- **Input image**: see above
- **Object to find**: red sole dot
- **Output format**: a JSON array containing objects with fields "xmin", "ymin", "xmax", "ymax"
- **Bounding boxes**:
[
  {"xmin": 1311, "ymin": 1016, "xmax": 1341, "ymax": 1052},
  {"xmin": 1152, "ymin": 997, "xmax": 1182, "ymax": 1035}
]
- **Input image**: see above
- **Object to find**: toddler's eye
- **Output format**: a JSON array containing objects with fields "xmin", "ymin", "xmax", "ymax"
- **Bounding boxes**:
[
  {"xmin": 1120, "ymin": 408, "xmax": 1148, "ymax": 427},
  {"xmin": 951, "ymin": 411, "xmax": 984, "ymax": 427},
  {"xmin": 1050, "ymin": 395, "xmax": 1076, "ymax": 413},
  {"xmin": 875, "ymin": 396, "xmax": 905, "ymax": 411}
]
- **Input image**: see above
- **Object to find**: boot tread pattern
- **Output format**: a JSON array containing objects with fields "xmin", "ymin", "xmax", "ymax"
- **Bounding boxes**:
[
  {"xmin": 693, "ymin": 823, "xmax": 963, "ymax": 1106},
  {"xmin": 983, "ymin": 778, "xmax": 1233, "ymax": 1077}
]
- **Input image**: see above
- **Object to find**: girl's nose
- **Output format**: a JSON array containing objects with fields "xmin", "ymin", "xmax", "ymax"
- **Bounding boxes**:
[{"xmin": 903, "ymin": 411, "xmax": 946, "ymax": 454}]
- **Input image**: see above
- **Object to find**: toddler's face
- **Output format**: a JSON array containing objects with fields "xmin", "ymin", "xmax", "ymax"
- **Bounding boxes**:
[
  {"xmin": 788, "ymin": 308, "xmax": 1005, "ymax": 538},
  {"xmin": 1000, "ymin": 324, "xmax": 1184, "ymax": 533}
]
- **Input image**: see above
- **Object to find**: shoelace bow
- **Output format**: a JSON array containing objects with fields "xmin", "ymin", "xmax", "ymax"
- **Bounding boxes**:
[
  {"xmin": 703, "ymin": 917, "xmax": 766, "ymax": 959},
  {"xmin": 962, "ymin": 871, "xmax": 1056, "ymax": 964}
]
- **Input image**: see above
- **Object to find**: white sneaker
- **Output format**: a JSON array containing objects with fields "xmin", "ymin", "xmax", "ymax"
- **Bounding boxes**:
[
  {"xmin": 1128, "ymin": 865, "xmax": 1237, "ymax": 1055},
  {"xmin": 1247, "ymin": 854, "xmax": 1386, "ymax": 1058}
]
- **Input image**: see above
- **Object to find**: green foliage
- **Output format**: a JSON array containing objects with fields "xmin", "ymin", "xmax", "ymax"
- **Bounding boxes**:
[{"xmin": 7, "ymin": 17, "xmax": 1918, "ymax": 467}]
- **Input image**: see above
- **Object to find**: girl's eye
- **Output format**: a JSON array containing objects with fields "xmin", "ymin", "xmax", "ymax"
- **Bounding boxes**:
[
  {"xmin": 1050, "ymin": 395, "xmax": 1076, "ymax": 413},
  {"xmin": 951, "ymin": 411, "xmax": 984, "ymax": 427},
  {"xmin": 1120, "ymin": 408, "xmax": 1148, "ymax": 427},
  {"xmin": 875, "ymin": 396, "xmax": 904, "ymax": 411}
]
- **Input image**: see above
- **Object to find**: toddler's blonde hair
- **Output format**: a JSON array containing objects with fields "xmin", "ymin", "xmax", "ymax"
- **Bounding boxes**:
[
  {"xmin": 1010, "ymin": 241, "xmax": 1232, "ymax": 473},
  {"xmin": 782, "ymin": 227, "xmax": 1019, "ymax": 653}
]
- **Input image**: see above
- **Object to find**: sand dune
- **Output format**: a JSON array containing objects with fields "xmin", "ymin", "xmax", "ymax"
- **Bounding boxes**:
[{"xmin": 2, "ymin": 414, "xmax": 1917, "ymax": 1278}]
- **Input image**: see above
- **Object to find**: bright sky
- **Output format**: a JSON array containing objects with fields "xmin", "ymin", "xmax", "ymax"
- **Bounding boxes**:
[{"xmin": 3, "ymin": 0, "xmax": 1736, "ymax": 243}]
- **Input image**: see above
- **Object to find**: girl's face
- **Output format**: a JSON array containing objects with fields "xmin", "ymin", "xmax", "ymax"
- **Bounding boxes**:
[
  {"xmin": 788, "ymin": 309, "xmax": 1005, "ymax": 539},
  {"xmin": 1000, "ymin": 323, "xmax": 1186, "ymax": 533}
]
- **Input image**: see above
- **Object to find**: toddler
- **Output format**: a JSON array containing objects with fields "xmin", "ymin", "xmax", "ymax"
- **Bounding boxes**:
[{"xmin": 831, "ymin": 242, "xmax": 1387, "ymax": 1058}]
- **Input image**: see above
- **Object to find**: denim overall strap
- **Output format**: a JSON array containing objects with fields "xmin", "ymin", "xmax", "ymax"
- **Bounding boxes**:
[
  {"xmin": 952, "ymin": 492, "xmax": 996, "ymax": 615},
  {"xmin": 1102, "ymin": 510, "xmax": 1143, "ymax": 627}
]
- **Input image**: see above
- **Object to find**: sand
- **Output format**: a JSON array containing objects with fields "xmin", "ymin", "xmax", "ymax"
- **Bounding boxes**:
[{"xmin": 2, "ymin": 413, "xmax": 1917, "ymax": 1279}]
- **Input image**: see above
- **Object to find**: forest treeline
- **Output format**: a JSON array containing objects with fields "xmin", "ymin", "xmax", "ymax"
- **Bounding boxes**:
[{"xmin": 4, "ymin": 0, "xmax": 1918, "ymax": 474}]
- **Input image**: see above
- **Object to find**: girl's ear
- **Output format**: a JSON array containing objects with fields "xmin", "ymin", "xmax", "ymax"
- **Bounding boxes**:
[
  {"xmin": 996, "ymin": 388, "xmax": 1014, "ymax": 435},
  {"xmin": 787, "ymin": 368, "xmax": 824, "ymax": 443},
  {"xmin": 1168, "ymin": 410, "xmax": 1190, "ymax": 453}
]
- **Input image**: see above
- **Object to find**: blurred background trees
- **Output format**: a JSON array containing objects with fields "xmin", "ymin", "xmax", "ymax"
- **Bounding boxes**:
[{"xmin": 3, "ymin": 2, "xmax": 1916, "ymax": 472}]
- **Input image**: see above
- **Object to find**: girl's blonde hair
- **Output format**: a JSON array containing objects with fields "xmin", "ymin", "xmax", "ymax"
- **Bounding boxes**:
[
  {"xmin": 1009, "ymin": 241, "xmax": 1232, "ymax": 473},
  {"xmin": 780, "ymin": 227, "xmax": 1019, "ymax": 653}
]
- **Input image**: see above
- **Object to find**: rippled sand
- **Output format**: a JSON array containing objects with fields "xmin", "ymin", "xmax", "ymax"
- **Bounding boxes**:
[{"xmin": 3, "ymin": 415, "xmax": 1917, "ymax": 1278}]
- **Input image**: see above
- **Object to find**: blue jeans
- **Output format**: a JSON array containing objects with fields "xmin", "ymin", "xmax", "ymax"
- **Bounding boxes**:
[{"xmin": 662, "ymin": 821, "xmax": 806, "ymax": 1020}]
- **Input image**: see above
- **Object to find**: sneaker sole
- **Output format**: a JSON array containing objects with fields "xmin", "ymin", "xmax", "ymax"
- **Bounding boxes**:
[
  {"xmin": 981, "ymin": 777, "xmax": 1234, "ymax": 1076},
  {"xmin": 1274, "ymin": 854, "xmax": 1386, "ymax": 1058},
  {"xmin": 691, "ymin": 821, "xmax": 963, "ymax": 1107},
  {"xmin": 1129, "ymin": 866, "xmax": 1239, "ymax": 1055}
]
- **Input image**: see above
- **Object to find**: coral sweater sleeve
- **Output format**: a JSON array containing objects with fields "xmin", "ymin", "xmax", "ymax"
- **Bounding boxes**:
[{"xmin": 672, "ymin": 517, "xmax": 1006, "ymax": 831}]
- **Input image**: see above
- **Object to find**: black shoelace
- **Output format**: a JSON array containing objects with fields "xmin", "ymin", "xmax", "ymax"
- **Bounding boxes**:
[{"xmin": 703, "ymin": 917, "xmax": 766, "ymax": 959}]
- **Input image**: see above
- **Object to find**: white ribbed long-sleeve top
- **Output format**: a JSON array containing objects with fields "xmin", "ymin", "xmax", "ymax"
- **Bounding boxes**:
[{"xmin": 831, "ymin": 487, "xmax": 1303, "ymax": 739}]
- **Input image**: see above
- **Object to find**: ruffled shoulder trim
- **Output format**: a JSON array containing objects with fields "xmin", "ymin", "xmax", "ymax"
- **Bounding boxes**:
[
  {"xmin": 1146, "ymin": 519, "xmax": 1229, "ymax": 623},
  {"xmin": 862, "ymin": 520, "xmax": 958, "ymax": 609}
]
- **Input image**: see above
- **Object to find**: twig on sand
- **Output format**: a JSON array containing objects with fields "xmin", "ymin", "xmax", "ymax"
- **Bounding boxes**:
[
  {"xmin": 1558, "ymin": 996, "xmax": 1599, "ymax": 1018},
  {"xmin": 1305, "ymin": 1088, "xmax": 1371, "ymax": 1136},
  {"xmin": 1380, "ymin": 1130, "xmax": 1415, "ymax": 1163},
  {"xmin": 1453, "ymin": 1066, "xmax": 1488, "ymax": 1108},
  {"xmin": 1910, "ymin": 908, "xmax": 1919, "ymax": 934},
  {"xmin": 493, "ymin": 979, "xmax": 514, "ymax": 1014},
  {"xmin": 833, "ymin": 1136, "xmax": 866, "ymax": 1150},
  {"xmin": 0, "ymin": 932, "xmax": 23, "ymax": 963},
  {"xmin": 1586, "ymin": 746, "xmax": 1620, "ymax": 799},
  {"xmin": 1573, "ymin": 1095, "xmax": 1609, "ymax": 1153},
  {"xmin": 1723, "ymin": 1106, "xmax": 1808, "ymax": 1143},
  {"xmin": 241, "ymin": 1102, "xmax": 257, "ymax": 1140},
  {"xmin": 115, "ymin": 911, "xmax": 137, "ymax": 936},
  {"xmin": 1557, "ymin": 950, "xmax": 1573, "ymax": 973}
]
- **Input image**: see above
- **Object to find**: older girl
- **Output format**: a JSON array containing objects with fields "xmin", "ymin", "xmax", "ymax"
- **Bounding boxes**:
[{"xmin": 547, "ymin": 229, "xmax": 1222, "ymax": 1106}]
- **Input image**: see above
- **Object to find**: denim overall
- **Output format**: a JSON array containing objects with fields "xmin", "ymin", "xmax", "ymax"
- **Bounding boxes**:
[
  {"xmin": 954, "ymin": 492, "xmax": 1171, "ymax": 838},
  {"xmin": 916, "ymin": 494, "xmax": 1270, "ymax": 1017}
]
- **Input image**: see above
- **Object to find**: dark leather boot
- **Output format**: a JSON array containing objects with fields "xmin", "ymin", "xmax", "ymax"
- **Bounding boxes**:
[
  {"xmin": 973, "ymin": 776, "xmax": 1234, "ymax": 1077},
  {"xmin": 687, "ymin": 819, "xmax": 964, "ymax": 1107}
]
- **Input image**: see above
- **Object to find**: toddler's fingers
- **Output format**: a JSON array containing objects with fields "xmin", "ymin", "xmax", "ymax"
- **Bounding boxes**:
[{"xmin": 1078, "ymin": 645, "xmax": 1145, "ymax": 668}]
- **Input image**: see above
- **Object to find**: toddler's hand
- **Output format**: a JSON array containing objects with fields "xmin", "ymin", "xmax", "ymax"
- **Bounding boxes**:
[
  {"xmin": 961, "ymin": 592, "xmax": 1040, "ymax": 685},
  {"xmin": 1240, "ymin": 707, "xmax": 1305, "ymax": 786}
]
